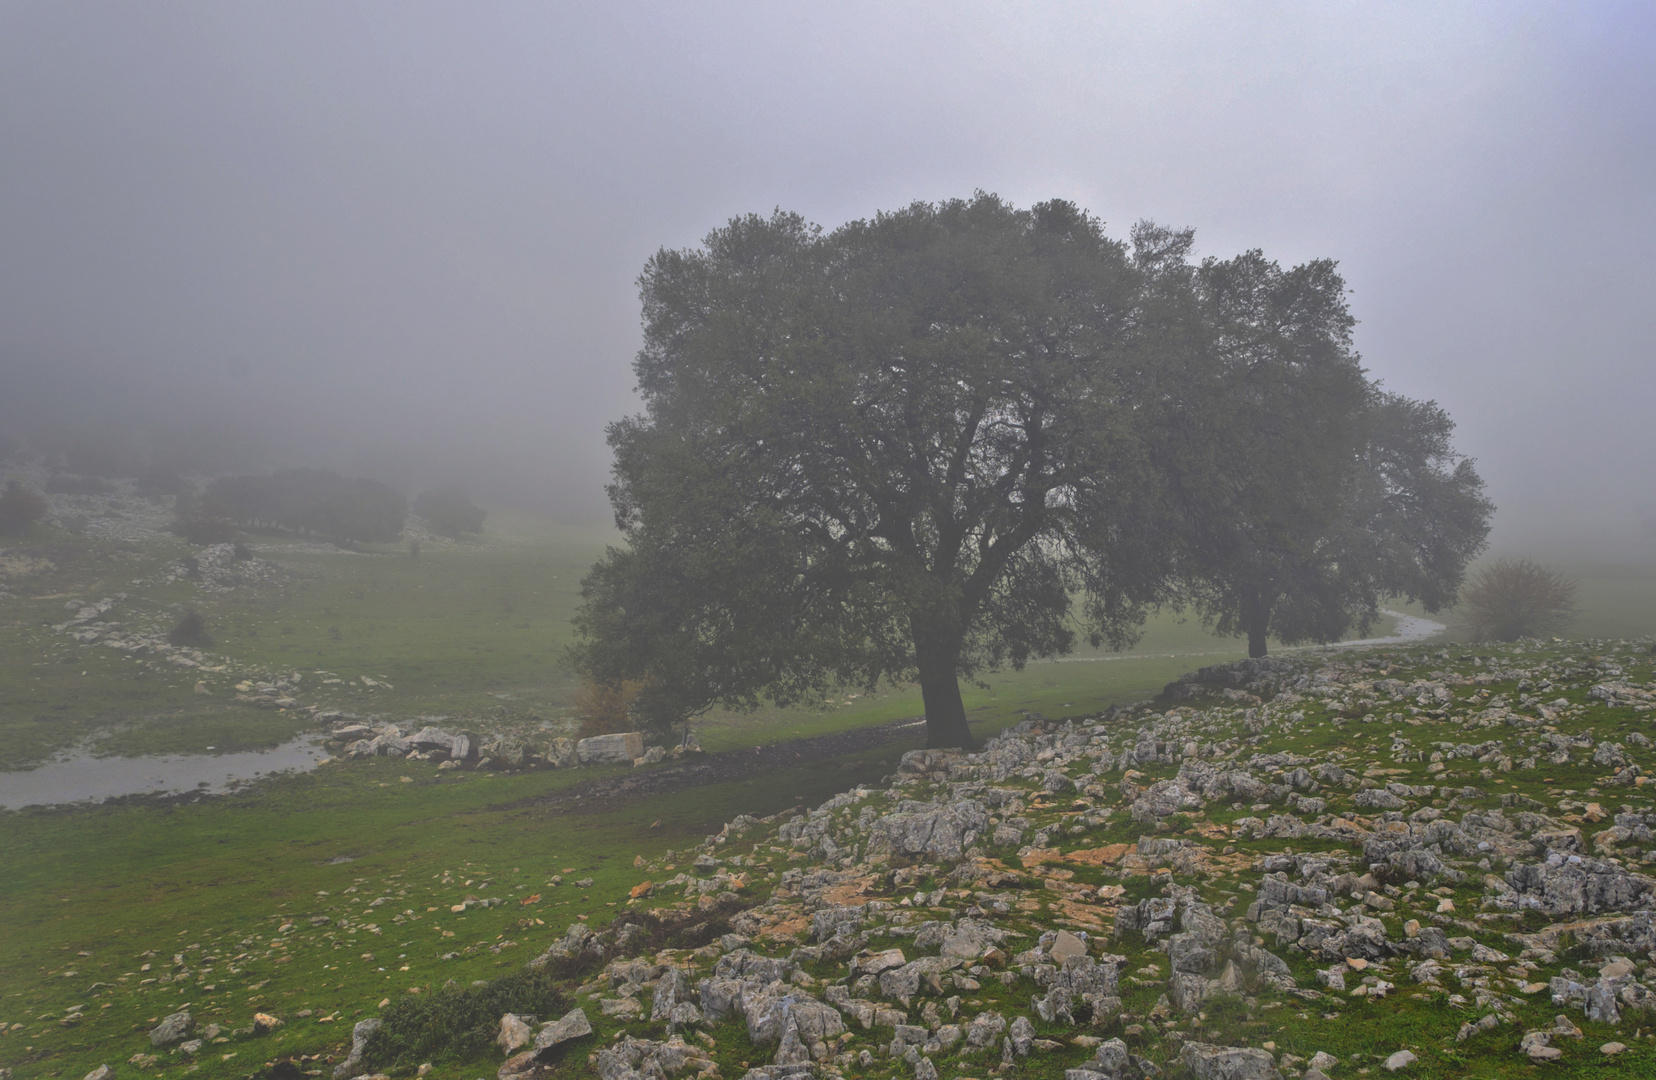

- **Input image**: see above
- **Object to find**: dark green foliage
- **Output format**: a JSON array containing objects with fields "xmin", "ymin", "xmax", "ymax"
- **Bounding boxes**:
[
  {"xmin": 1163, "ymin": 251, "xmax": 1492, "ymax": 656},
  {"xmin": 574, "ymin": 196, "xmax": 1182, "ymax": 748},
  {"xmin": 358, "ymin": 970, "xmax": 566, "ymax": 1071},
  {"xmin": 573, "ymin": 193, "xmax": 1494, "ymax": 746},
  {"xmin": 204, "ymin": 468, "xmax": 406, "ymax": 543},
  {"xmin": 414, "ymin": 487, "xmax": 486, "ymax": 538},
  {"xmin": 0, "ymin": 479, "xmax": 48, "ymax": 535},
  {"xmin": 167, "ymin": 611, "xmax": 212, "ymax": 647}
]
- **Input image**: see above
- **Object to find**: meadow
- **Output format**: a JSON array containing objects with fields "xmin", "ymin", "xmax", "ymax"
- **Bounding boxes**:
[{"xmin": 3, "ymin": 513, "xmax": 1654, "ymax": 1080}]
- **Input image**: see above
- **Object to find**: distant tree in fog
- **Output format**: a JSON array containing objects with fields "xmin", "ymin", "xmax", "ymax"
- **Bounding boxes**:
[
  {"xmin": 1165, "ymin": 248, "xmax": 1492, "ymax": 656},
  {"xmin": 1462, "ymin": 557, "xmax": 1578, "ymax": 641},
  {"xmin": 413, "ymin": 487, "xmax": 486, "ymax": 538},
  {"xmin": 204, "ymin": 468, "xmax": 406, "ymax": 543}
]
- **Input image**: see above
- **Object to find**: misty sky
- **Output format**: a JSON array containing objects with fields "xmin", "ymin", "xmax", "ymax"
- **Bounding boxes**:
[{"xmin": 1, "ymin": 2, "xmax": 1652, "ymax": 556}]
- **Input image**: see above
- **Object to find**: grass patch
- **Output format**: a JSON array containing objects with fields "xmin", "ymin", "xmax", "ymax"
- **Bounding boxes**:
[{"xmin": 360, "ymin": 969, "xmax": 565, "ymax": 1071}]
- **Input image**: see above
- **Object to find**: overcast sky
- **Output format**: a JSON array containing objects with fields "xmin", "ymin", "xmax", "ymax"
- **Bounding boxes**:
[{"xmin": 1, "ymin": 2, "xmax": 1651, "ymax": 555}]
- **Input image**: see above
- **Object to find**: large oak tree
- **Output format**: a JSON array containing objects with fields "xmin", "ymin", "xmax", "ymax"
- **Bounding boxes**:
[
  {"xmin": 573, "ymin": 196, "xmax": 1185, "ymax": 748},
  {"xmin": 571, "ymin": 195, "xmax": 1492, "ymax": 745}
]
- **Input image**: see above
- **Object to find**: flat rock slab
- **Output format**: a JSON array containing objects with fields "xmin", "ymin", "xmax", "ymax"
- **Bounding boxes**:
[{"xmin": 533, "ymin": 1007, "xmax": 592, "ymax": 1053}]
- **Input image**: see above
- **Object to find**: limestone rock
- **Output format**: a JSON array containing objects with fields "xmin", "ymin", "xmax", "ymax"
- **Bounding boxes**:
[
  {"xmin": 497, "ymin": 1013, "xmax": 535, "ymax": 1055},
  {"xmin": 1181, "ymin": 1042, "xmax": 1283, "ymax": 1080},
  {"xmin": 1383, "ymin": 1049, "xmax": 1416, "ymax": 1071},
  {"xmin": 576, "ymin": 731, "xmax": 645, "ymax": 765},
  {"xmin": 149, "ymin": 1010, "xmax": 193, "ymax": 1047},
  {"xmin": 531, "ymin": 1007, "xmax": 591, "ymax": 1054},
  {"xmin": 331, "ymin": 1018, "xmax": 382, "ymax": 1079}
]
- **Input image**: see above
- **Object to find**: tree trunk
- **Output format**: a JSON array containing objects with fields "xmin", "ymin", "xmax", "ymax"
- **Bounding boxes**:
[
  {"xmin": 914, "ymin": 633, "xmax": 975, "ymax": 749},
  {"xmin": 1243, "ymin": 591, "xmax": 1271, "ymax": 659}
]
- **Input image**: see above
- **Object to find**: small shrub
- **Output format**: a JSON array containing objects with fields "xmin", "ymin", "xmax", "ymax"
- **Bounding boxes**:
[
  {"xmin": 574, "ymin": 676, "xmax": 642, "ymax": 738},
  {"xmin": 0, "ymin": 480, "xmax": 48, "ymax": 536},
  {"xmin": 1461, "ymin": 557, "xmax": 1578, "ymax": 641},
  {"xmin": 357, "ymin": 969, "xmax": 565, "ymax": 1071},
  {"xmin": 232, "ymin": 541, "xmax": 253, "ymax": 561},
  {"xmin": 167, "ymin": 611, "xmax": 213, "ymax": 648}
]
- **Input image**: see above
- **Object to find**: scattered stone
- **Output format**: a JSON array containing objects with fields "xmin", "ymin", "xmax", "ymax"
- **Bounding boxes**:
[
  {"xmin": 332, "ymin": 1018, "xmax": 382, "ymax": 1079},
  {"xmin": 1382, "ymin": 1050, "xmax": 1416, "ymax": 1072},
  {"xmin": 1050, "ymin": 930, "xmax": 1088, "ymax": 963},
  {"xmin": 1181, "ymin": 1041, "xmax": 1283, "ymax": 1080},
  {"xmin": 497, "ymin": 1012, "xmax": 535, "ymax": 1054},
  {"xmin": 531, "ymin": 1007, "xmax": 591, "ymax": 1053},
  {"xmin": 149, "ymin": 1010, "xmax": 193, "ymax": 1047}
]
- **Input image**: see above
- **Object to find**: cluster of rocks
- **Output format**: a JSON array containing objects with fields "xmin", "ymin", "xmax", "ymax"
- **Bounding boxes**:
[
  {"xmin": 331, "ymin": 721, "xmax": 692, "ymax": 772},
  {"xmin": 461, "ymin": 639, "xmax": 1656, "ymax": 1080}
]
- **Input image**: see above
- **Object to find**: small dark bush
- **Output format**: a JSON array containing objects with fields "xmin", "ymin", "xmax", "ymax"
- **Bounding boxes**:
[
  {"xmin": 358, "ymin": 969, "xmax": 566, "ymax": 1071},
  {"xmin": 44, "ymin": 474, "xmax": 115, "ymax": 495},
  {"xmin": 0, "ymin": 480, "xmax": 49, "ymax": 536},
  {"xmin": 167, "ymin": 611, "xmax": 213, "ymax": 648},
  {"xmin": 232, "ymin": 540, "xmax": 253, "ymax": 561}
]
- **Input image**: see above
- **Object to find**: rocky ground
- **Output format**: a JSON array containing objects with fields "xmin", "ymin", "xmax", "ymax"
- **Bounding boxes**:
[{"xmin": 444, "ymin": 640, "xmax": 1656, "ymax": 1080}]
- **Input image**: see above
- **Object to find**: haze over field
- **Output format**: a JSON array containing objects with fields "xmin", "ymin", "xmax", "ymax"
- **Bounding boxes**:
[{"xmin": 2, "ymin": 2, "xmax": 1652, "ymax": 557}]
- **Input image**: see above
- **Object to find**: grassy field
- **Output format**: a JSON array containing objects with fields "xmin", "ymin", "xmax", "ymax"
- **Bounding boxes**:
[
  {"xmin": 0, "ymin": 510, "xmax": 1365, "ymax": 771},
  {"xmin": 3, "ymin": 513, "xmax": 1655, "ymax": 1080}
]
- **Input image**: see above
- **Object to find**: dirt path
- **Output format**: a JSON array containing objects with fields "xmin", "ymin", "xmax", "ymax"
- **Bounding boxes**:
[{"xmin": 527, "ymin": 718, "xmax": 926, "ymax": 813}]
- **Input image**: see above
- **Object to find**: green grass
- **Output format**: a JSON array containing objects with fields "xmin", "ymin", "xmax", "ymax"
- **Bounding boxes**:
[{"xmin": 6, "ymin": 515, "xmax": 1656, "ymax": 1079}]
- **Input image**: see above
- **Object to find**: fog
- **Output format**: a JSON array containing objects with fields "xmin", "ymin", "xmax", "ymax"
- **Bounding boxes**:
[{"xmin": 2, "ymin": 2, "xmax": 1651, "ymax": 557}]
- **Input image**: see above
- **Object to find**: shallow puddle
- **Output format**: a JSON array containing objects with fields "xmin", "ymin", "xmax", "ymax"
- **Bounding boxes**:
[{"xmin": 0, "ymin": 734, "xmax": 330, "ymax": 809}]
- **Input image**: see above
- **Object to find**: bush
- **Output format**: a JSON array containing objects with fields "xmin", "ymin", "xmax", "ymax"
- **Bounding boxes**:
[
  {"xmin": 574, "ymin": 676, "xmax": 642, "ymax": 738},
  {"xmin": 1461, "ymin": 557, "xmax": 1578, "ymax": 641},
  {"xmin": 414, "ymin": 487, "xmax": 486, "ymax": 539},
  {"xmin": 0, "ymin": 480, "xmax": 48, "ymax": 536},
  {"xmin": 167, "ymin": 611, "xmax": 213, "ymax": 648},
  {"xmin": 358, "ymin": 970, "xmax": 565, "ymax": 1071}
]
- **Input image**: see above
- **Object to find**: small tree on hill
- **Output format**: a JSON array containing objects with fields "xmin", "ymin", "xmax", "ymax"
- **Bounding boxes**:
[
  {"xmin": 0, "ymin": 479, "xmax": 48, "ymax": 536},
  {"xmin": 1462, "ymin": 557, "xmax": 1578, "ymax": 641}
]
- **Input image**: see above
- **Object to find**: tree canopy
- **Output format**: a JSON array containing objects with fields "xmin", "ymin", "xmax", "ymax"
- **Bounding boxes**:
[
  {"xmin": 1165, "ymin": 250, "xmax": 1491, "ymax": 656},
  {"xmin": 572, "ymin": 194, "xmax": 1493, "ymax": 747}
]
